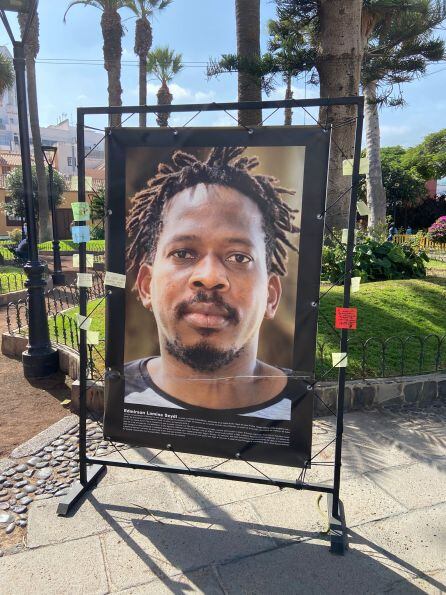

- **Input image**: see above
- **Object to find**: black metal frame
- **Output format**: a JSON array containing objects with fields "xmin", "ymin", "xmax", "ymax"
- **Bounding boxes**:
[{"xmin": 57, "ymin": 97, "xmax": 364, "ymax": 556}]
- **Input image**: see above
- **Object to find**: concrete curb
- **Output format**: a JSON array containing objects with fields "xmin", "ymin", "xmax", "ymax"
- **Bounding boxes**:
[
  {"xmin": 0, "ymin": 457, "xmax": 15, "ymax": 473},
  {"xmin": 9, "ymin": 414, "xmax": 78, "ymax": 459},
  {"xmin": 0, "ymin": 289, "xmax": 27, "ymax": 306}
]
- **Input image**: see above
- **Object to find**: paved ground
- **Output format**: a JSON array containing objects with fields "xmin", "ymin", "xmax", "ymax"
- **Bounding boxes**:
[{"xmin": 0, "ymin": 403, "xmax": 445, "ymax": 594}]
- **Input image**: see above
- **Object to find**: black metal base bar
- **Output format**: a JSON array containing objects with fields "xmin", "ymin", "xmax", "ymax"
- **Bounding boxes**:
[
  {"xmin": 85, "ymin": 456, "xmax": 333, "ymax": 493},
  {"xmin": 56, "ymin": 464, "xmax": 106, "ymax": 517},
  {"xmin": 327, "ymin": 493, "xmax": 347, "ymax": 555}
]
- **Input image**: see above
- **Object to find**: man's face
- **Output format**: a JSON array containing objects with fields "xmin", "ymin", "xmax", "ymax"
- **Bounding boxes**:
[{"xmin": 136, "ymin": 183, "xmax": 282, "ymax": 370}]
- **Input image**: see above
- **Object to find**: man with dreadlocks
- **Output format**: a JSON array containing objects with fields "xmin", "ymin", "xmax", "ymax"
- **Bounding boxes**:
[{"xmin": 124, "ymin": 146, "xmax": 300, "ymax": 420}]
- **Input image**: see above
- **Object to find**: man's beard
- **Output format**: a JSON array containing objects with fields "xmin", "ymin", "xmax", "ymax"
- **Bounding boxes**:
[
  {"xmin": 166, "ymin": 338, "xmax": 243, "ymax": 372},
  {"xmin": 165, "ymin": 289, "xmax": 242, "ymax": 372}
]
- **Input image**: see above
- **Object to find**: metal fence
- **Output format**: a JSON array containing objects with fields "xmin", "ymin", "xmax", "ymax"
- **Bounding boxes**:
[
  {"xmin": 316, "ymin": 334, "xmax": 446, "ymax": 380},
  {"xmin": 6, "ymin": 272, "xmax": 104, "ymax": 335},
  {"xmin": 4, "ymin": 271, "xmax": 445, "ymax": 382},
  {"xmin": 394, "ymin": 234, "xmax": 446, "ymax": 253},
  {"xmin": 0, "ymin": 272, "xmax": 26, "ymax": 294}
]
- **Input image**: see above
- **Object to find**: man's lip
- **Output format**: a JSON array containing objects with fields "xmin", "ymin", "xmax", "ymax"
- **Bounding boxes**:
[
  {"xmin": 184, "ymin": 304, "xmax": 229, "ymax": 317},
  {"xmin": 182, "ymin": 312, "xmax": 230, "ymax": 330}
]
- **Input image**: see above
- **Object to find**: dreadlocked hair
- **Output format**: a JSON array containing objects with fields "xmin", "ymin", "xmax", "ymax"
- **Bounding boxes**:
[{"xmin": 126, "ymin": 146, "xmax": 299, "ymax": 279}]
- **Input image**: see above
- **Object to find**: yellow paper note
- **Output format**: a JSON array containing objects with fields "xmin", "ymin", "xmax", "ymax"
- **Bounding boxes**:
[
  {"xmin": 76, "ymin": 314, "xmax": 92, "ymax": 331},
  {"xmin": 356, "ymin": 201, "xmax": 370, "ymax": 216},
  {"xmin": 86, "ymin": 331, "xmax": 99, "ymax": 345},
  {"xmin": 332, "ymin": 353, "xmax": 348, "ymax": 368},
  {"xmin": 76, "ymin": 273, "xmax": 93, "ymax": 288},
  {"xmin": 351, "ymin": 277, "xmax": 361, "ymax": 292},
  {"xmin": 105, "ymin": 271, "xmax": 126, "ymax": 288},
  {"xmin": 342, "ymin": 157, "xmax": 369, "ymax": 176}
]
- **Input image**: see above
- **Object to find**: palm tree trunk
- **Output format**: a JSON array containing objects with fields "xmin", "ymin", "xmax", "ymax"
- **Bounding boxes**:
[
  {"xmin": 18, "ymin": 12, "xmax": 51, "ymax": 242},
  {"xmin": 156, "ymin": 80, "xmax": 172, "ymax": 127},
  {"xmin": 135, "ymin": 17, "xmax": 152, "ymax": 128},
  {"xmin": 139, "ymin": 54, "xmax": 147, "ymax": 127},
  {"xmin": 317, "ymin": 0, "xmax": 363, "ymax": 230},
  {"xmin": 284, "ymin": 74, "xmax": 293, "ymax": 126},
  {"xmin": 235, "ymin": 0, "xmax": 261, "ymax": 127},
  {"xmin": 364, "ymin": 80, "xmax": 386, "ymax": 228},
  {"xmin": 101, "ymin": 9, "xmax": 123, "ymax": 128}
]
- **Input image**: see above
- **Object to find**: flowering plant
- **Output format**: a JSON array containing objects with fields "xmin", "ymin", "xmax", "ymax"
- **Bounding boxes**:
[{"xmin": 428, "ymin": 216, "xmax": 446, "ymax": 243}]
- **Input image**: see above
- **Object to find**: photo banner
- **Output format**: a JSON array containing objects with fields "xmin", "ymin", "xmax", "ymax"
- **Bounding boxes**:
[{"xmin": 103, "ymin": 127, "xmax": 330, "ymax": 467}]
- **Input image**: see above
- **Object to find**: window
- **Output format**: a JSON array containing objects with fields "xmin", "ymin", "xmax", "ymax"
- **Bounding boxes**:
[{"xmin": 67, "ymin": 157, "xmax": 73, "ymax": 166}]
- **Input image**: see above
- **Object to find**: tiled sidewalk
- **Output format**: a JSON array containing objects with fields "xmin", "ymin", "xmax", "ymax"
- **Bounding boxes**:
[{"xmin": 0, "ymin": 407, "xmax": 445, "ymax": 594}]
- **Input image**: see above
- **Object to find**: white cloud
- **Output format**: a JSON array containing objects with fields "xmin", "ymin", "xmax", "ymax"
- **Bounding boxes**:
[
  {"xmin": 380, "ymin": 124, "xmax": 410, "ymax": 136},
  {"xmin": 194, "ymin": 90, "xmax": 216, "ymax": 102},
  {"xmin": 269, "ymin": 84, "xmax": 319, "ymax": 101}
]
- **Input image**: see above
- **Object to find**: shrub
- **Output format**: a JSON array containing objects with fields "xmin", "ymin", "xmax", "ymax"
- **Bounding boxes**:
[
  {"xmin": 8, "ymin": 228, "xmax": 22, "ymax": 243},
  {"xmin": 428, "ymin": 216, "xmax": 446, "ymax": 243},
  {"xmin": 321, "ymin": 237, "xmax": 428, "ymax": 283}
]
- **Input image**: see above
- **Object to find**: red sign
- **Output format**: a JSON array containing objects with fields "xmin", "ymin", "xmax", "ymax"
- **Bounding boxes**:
[{"xmin": 335, "ymin": 307, "xmax": 357, "ymax": 330}]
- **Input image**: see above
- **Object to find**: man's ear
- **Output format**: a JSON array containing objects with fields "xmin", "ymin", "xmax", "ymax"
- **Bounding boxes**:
[
  {"xmin": 136, "ymin": 263, "xmax": 153, "ymax": 310},
  {"xmin": 265, "ymin": 274, "xmax": 282, "ymax": 320}
]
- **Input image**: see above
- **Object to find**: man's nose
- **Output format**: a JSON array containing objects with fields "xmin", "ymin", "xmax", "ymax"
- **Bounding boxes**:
[{"xmin": 188, "ymin": 255, "xmax": 230, "ymax": 291}]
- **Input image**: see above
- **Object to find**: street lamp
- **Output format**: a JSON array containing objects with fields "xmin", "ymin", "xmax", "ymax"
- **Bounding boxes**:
[
  {"xmin": 42, "ymin": 145, "xmax": 65, "ymax": 286},
  {"xmin": 0, "ymin": 1, "xmax": 58, "ymax": 377}
]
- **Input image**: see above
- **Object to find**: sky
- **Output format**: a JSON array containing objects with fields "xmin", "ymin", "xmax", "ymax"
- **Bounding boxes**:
[{"xmin": 0, "ymin": 0, "xmax": 445, "ymax": 148}]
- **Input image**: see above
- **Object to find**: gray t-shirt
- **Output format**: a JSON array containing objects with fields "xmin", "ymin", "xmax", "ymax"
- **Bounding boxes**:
[{"xmin": 124, "ymin": 358, "xmax": 296, "ymax": 420}]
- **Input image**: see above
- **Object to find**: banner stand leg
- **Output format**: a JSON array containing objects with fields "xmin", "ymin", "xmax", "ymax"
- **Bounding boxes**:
[
  {"xmin": 56, "ymin": 464, "xmax": 106, "ymax": 517},
  {"xmin": 327, "ymin": 493, "xmax": 347, "ymax": 554}
]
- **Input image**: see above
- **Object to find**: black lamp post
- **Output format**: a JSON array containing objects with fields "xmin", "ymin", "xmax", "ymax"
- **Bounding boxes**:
[
  {"xmin": 0, "ymin": 0, "xmax": 58, "ymax": 377},
  {"xmin": 41, "ymin": 145, "xmax": 65, "ymax": 286}
]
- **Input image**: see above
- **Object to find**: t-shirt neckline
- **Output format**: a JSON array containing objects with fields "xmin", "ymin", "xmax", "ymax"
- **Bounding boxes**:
[{"xmin": 137, "ymin": 357, "xmax": 292, "ymax": 415}]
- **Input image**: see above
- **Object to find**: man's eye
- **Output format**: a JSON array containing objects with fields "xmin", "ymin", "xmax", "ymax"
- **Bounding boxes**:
[
  {"xmin": 227, "ymin": 253, "xmax": 252, "ymax": 264},
  {"xmin": 171, "ymin": 249, "xmax": 195, "ymax": 260}
]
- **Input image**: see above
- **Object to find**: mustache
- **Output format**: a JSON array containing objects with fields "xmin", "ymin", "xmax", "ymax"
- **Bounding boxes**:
[{"xmin": 175, "ymin": 290, "xmax": 240, "ymax": 325}]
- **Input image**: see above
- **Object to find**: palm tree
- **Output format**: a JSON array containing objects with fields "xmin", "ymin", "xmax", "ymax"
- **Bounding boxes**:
[
  {"xmin": 235, "ymin": 0, "xmax": 261, "ymax": 126},
  {"xmin": 18, "ymin": 11, "xmax": 51, "ymax": 242},
  {"xmin": 362, "ymin": 0, "xmax": 446, "ymax": 228},
  {"xmin": 64, "ymin": 1, "xmax": 126, "ymax": 127},
  {"xmin": 124, "ymin": 0, "xmax": 172, "ymax": 127},
  {"xmin": 147, "ymin": 47, "xmax": 183, "ymax": 127},
  {"xmin": 0, "ymin": 53, "xmax": 14, "ymax": 96}
]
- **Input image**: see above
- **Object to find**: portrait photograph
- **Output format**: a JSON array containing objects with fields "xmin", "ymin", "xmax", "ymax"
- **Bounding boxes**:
[{"xmin": 103, "ymin": 127, "xmax": 330, "ymax": 466}]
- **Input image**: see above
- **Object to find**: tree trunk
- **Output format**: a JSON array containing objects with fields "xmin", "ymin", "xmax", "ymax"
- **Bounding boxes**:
[
  {"xmin": 101, "ymin": 9, "xmax": 123, "ymax": 128},
  {"xmin": 18, "ymin": 12, "xmax": 51, "ymax": 242},
  {"xmin": 317, "ymin": 0, "xmax": 363, "ymax": 230},
  {"xmin": 284, "ymin": 74, "xmax": 293, "ymax": 125},
  {"xmin": 139, "ymin": 54, "xmax": 148, "ymax": 127},
  {"xmin": 364, "ymin": 80, "xmax": 386, "ymax": 228},
  {"xmin": 156, "ymin": 80, "xmax": 173, "ymax": 127},
  {"xmin": 235, "ymin": 0, "xmax": 261, "ymax": 126},
  {"xmin": 135, "ymin": 17, "xmax": 152, "ymax": 128}
]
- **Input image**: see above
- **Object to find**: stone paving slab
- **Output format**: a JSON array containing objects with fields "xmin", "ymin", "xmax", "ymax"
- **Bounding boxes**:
[
  {"xmin": 366, "ymin": 460, "xmax": 446, "ymax": 510},
  {"xmin": 2, "ymin": 407, "xmax": 446, "ymax": 593},
  {"xmin": 354, "ymin": 503, "xmax": 446, "ymax": 574},
  {"xmin": 100, "ymin": 501, "xmax": 275, "ymax": 592},
  {"xmin": 248, "ymin": 474, "xmax": 407, "ymax": 546},
  {"xmin": 216, "ymin": 536, "xmax": 439, "ymax": 595},
  {"xmin": 112, "ymin": 567, "xmax": 223, "ymax": 594},
  {"xmin": 27, "ymin": 473, "xmax": 184, "ymax": 548},
  {"xmin": 0, "ymin": 535, "xmax": 108, "ymax": 595}
]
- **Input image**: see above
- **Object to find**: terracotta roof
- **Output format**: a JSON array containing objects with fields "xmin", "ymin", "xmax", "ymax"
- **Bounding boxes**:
[
  {"xmin": 0, "ymin": 152, "xmax": 35, "ymax": 167},
  {"xmin": 85, "ymin": 167, "xmax": 105, "ymax": 180}
]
